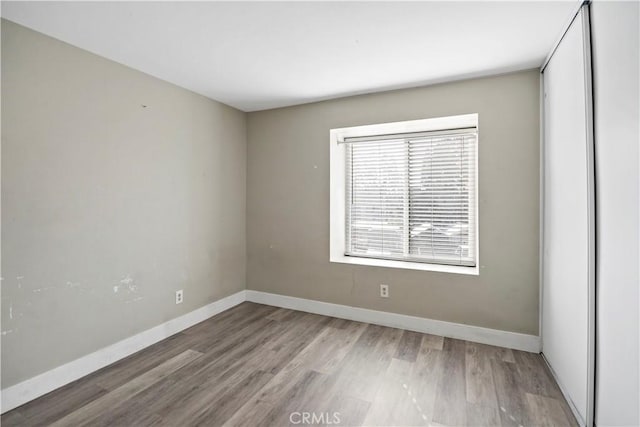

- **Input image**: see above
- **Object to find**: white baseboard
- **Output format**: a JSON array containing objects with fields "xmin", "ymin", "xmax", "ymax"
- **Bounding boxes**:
[
  {"xmin": 0, "ymin": 290, "xmax": 247, "ymax": 414},
  {"xmin": 246, "ymin": 290, "xmax": 541, "ymax": 353},
  {"xmin": 1, "ymin": 289, "xmax": 541, "ymax": 413}
]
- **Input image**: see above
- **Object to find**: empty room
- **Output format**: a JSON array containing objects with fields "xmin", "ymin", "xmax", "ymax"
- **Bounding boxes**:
[{"xmin": 1, "ymin": 1, "xmax": 638, "ymax": 426}]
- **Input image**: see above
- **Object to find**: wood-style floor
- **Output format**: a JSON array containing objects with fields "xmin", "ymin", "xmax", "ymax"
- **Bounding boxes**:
[{"xmin": 2, "ymin": 302, "xmax": 577, "ymax": 427}]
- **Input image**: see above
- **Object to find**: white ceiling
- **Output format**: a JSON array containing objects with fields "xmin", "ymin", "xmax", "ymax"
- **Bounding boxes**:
[{"xmin": 2, "ymin": 1, "xmax": 577, "ymax": 112}]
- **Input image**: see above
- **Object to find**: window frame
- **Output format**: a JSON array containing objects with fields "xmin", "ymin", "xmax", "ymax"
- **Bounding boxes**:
[{"xmin": 329, "ymin": 114, "xmax": 480, "ymax": 275}]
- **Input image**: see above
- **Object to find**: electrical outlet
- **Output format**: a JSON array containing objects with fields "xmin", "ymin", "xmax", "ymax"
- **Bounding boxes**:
[
  {"xmin": 175, "ymin": 290, "xmax": 184, "ymax": 304},
  {"xmin": 380, "ymin": 284, "xmax": 389, "ymax": 298}
]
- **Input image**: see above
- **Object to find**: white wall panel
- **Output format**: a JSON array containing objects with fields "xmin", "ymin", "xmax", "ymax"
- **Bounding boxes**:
[
  {"xmin": 542, "ymin": 6, "xmax": 595, "ymax": 426},
  {"xmin": 591, "ymin": 1, "xmax": 640, "ymax": 425}
]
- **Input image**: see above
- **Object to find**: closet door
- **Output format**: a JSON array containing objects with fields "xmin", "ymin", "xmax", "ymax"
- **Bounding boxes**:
[{"xmin": 541, "ymin": 5, "xmax": 594, "ymax": 426}]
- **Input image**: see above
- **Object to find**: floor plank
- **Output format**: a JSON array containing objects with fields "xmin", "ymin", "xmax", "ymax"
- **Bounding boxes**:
[
  {"xmin": 422, "ymin": 333, "xmax": 445, "ymax": 350},
  {"xmin": 333, "ymin": 324, "xmax": 403, "ymax": 402},
  {"xmin": 1, "ymin": 302, "xmax": 577, "ymax": 427},
  {"xmin": 467, "ymin": 402, "xmax": 502, "ymax": 427},
  {"xmin": 406, "ymin": 338, "xmax": 444, "ymax": 424},
  {"xmin": 12, "ymin": 375, "xmax": 108, "ymax": 426},
  {"xmin": 524, "ymin": 392, "xmax": 572, "ymax": 427},
  {"xmin": 465, "ymin": 341, "xmax": 500, "ymax": 407},
  {"xmin": 432, "ymin": 338, "xmax": 468, "ymax": 426},
  {"xmin": 51, "ymin": 349, "xmax": 203, "ymax": 427},
  {"xmin": 394, "ymin": 330, "xmax": 424, "ymax": 362},
  {"xmin": 491, "ymin": 358, "xmax": 528, "ymax": 427},
  {"xmin": 363, "ymin": 357, "xmax": 430, "ymax": 426}
]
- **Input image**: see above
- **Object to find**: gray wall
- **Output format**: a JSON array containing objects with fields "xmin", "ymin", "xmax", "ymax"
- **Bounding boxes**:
[
  {"xmin": 1, "ymin": 18, "xmax": 542, "ymax": 391},
  {"xmin": 247, "ymin": 70, "xmax": 540, "ymax": 335},
  {"xmin": 1, "ymin": 20, "xmax": 247, "ymax": 388},
  {"xmin": 591, "ymin": 1, "xmax": 640, "ymax": 425}
]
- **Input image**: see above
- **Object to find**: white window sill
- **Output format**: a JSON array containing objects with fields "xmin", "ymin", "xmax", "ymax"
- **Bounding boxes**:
[{"xmin": 330, "ymin": 254, "xmax": 480, "ymax": 275}]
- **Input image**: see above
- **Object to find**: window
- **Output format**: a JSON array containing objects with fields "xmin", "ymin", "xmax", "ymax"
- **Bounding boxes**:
[{"xmin": 330, "ymin": 114, "xmax": 478, "ymax": 274}]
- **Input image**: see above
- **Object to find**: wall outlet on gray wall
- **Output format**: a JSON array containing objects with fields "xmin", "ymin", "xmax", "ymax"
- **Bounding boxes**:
[
  {"xmin": 175, "ymin": 290, "xmax": 184, "ymax": 304},
  {"xmin": 380, "ymin": 284, "xmax": 389, "ymax": 298}
]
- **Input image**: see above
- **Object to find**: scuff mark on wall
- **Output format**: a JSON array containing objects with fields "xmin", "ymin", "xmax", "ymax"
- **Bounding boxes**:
[
  {"xmin": 32, "ymin": 286, "xmax": 56, "ymax": 293},
  {"xmin": 113, "ymin": 274, "xmax": 139, "ymax": 294},
  {"xmin": 2, "ymin": 330, "xmax": 14, "ymax": 336},
  {"xmin": 33, "ymin": 286, "xmax": 56, "ymax": 292},
  {"xmin": 9, "ymin": 304, "xmax": 13, "ymax": 320},
  {"xmin": 124, "ymin": 296, "xmax": 144, "ymax": 304}
]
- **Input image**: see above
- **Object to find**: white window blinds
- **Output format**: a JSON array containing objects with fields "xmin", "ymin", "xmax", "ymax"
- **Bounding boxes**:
[{"xmin": 344, "ymin": 129, "xmax": 477, "ymax": 267}]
